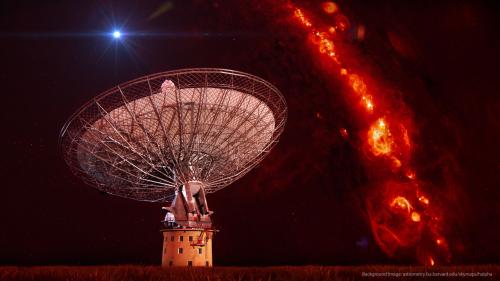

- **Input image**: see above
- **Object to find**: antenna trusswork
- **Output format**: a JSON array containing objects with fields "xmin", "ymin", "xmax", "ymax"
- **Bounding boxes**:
[
  {"xmin": 60, "ymin": 68, "xmax": 287, "ymax": 202},
  {"xmin": 60, "ymin": 68, "xmax": 287, "ymax": 266}
]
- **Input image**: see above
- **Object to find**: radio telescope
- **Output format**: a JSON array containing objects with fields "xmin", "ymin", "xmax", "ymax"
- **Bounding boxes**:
[{"xmin": 60, "ymin": 68, "xmax": 287, "ymax": 266}]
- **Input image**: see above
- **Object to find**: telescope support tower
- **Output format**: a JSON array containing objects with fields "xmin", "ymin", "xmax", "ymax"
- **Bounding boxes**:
[{"xmin": 161, "ymin": 181, "xmax": 215, "ymax": 267}]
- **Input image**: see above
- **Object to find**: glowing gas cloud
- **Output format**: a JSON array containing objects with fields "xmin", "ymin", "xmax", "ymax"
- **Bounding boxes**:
[{"xmin": 285, "ymin": 1, "xmax": 451, "ymax": 265}]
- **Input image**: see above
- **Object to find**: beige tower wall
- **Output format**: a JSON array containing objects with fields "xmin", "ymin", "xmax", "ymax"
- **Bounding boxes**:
[{"xmin": 161, "ymin": 229, "xmax": 214, "ymax": 267}]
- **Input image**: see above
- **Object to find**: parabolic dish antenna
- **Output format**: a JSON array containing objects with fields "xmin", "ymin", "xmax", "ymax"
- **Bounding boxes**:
[
  {"xmin": 60, "ymin": 68, "xmax": 287, "ymax": 202},
  {"xmin": 60, "ymin": 68, "xmax": 287, "ymax": 266}
]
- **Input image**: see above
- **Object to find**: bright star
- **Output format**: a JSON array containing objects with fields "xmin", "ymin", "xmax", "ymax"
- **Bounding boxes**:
[{"xmin": 113, "ymin": 30, "xmax": 121, "ymax": 39}]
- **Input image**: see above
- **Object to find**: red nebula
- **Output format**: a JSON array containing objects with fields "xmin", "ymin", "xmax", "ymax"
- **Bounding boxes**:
[
  {"xmin": 286, "ymin": 1, "xmax": 454, "ymax": 265},
  {"xmin": 366, "ymin": 181, "xmax": 450, "ymax": 264},
  {"xmin": 365, "ymin": 116, "xmax": 412, "ymax": 170},
  {"xmin": 366, "ymin": 181, "xmax": 423, "ymax": 255},
  {"xmin": 321, "ymin": 2, "xmax": 339, "ymax": 15},
  {"xmin": 339, "ymin": 127, "xmax": 349, "ymax": 139}
]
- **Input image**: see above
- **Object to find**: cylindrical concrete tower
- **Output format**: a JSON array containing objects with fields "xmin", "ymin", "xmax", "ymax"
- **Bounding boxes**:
[{"xmin": 161, "ymin": 228, "xmax": 215, "ymax": 267}]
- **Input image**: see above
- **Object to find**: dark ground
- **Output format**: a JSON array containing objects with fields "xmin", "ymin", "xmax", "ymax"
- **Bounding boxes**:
[{"xmin": 1, "ymin": 265, "xmax": 499, "ymax": 281}]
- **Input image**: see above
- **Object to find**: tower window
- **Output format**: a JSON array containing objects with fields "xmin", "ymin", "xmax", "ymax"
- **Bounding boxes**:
[
  {"xmin": 198, "ymin": 248, "xmax": 202, "ymax": 254},
  {"xmin": 188, "ymin": 261, "xmax": 193, "ymax": 267},
  {"xmin": 179, "ymin": 236, "xmax": 184, "ymax": 242},
  {"xmin": 206, "ymin": 261, "xmax": 209, "ymax": 267},
  {"xmin": 189, "ymin": 236, "xmax": 193, "ymax": 242},
  {"xmin": 169, "ymin": 261, "xmax": 173, "ymax": 266},
  {"xmin": 178, "ymin": 248, "xmax": 183, "ymax": 254},
  {"xmin": 171, "ymin": 236, "xmax": 174, "ymax": 241}
]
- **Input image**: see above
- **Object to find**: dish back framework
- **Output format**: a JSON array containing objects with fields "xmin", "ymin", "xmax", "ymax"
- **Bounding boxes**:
[{"xmin": 60, "ymin": 68, "xmax": 287, "ymax": 265}]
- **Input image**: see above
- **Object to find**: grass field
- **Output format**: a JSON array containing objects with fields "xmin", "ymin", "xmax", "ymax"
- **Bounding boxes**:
[{"xmin": 0, "ymin": 265, "xmax": 498, "ymax": 280}]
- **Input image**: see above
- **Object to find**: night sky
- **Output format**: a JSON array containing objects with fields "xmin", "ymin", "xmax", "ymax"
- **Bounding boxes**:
[{"xmin": 0, "ymin": 0, "xmax": 499, "ymax": 266}]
